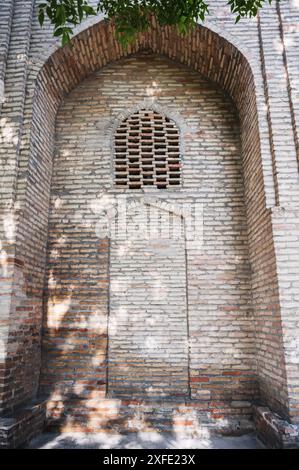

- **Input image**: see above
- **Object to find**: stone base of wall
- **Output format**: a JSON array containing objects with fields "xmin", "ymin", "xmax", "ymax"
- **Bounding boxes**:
[
  {"xmin": 254, "ymin": 406, "xmax": 299, "ymax": 448},
  {"xmin": 44, "ymin": 397, "xmax": 255, "ymax": 437},
  {"xmin": 4, "ymin": 400, "xmax": 299, "ymax": 447},
  {"xmin": 0, "ymin": 400, "xmax": 46, "ymax": 449}
]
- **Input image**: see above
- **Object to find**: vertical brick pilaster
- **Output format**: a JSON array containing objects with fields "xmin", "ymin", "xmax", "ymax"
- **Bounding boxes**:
[
  {"xmin": 271, "ymin": 207, "xmax": 299, "ymax": 424},
  {"xmin": 257, "ymin": 1, "xmax": 299, "ymax": 424},
  {"xmin": 0, "ymin": 0, "xmax": 14, "ymax": 113},
  {"xmin": 0, "ymin": 0, "xmax": 35, "ymax": 414},
  {"xmin": 258, "ymin": 4, "xmax": 298, "ymax": 207},
  {"xmin": 276, "ymin": 0, "xmax": 299, "ymax": 168}
]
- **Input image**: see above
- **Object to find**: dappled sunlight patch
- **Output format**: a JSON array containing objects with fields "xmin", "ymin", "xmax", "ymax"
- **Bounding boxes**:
[
  {"xmin": 144, "ymin": 385, "xmax": 168, "ymax": 398},
  {"xmin": 152, "ymin": 276, "xmax": 168, "ymax": 301},
  {"xmin": 91, "ymin": 350, "xmax": 106, "ymax": 368},
  {"xmin": 0, "ymin": 337, "xmax": 8, "ymax": 361},
  {"xmin": 108, "ymin": 306, "xmax": 128, "ymax": 336},
  {"xmin": 171, "ymin": 406, "xmax": 214, "ymax": 446},
  {"xmin": 0, "ymin": 79, "xmax": 4, "ymax": 104},
  {"xmin": 0, "ymin": 239, "xmax": 9, "ymax": 277},
  {"xmin": 146, "ymin": 80, "xmax": 162, "ymax": 97},
  {"xmin": 287, "ymin": 336, "xmax": 299, "ymax": 364},
  {"xmin": 47, "ymin": 294, "xmax": 73, "ymax": 329},
  {"xmin": 60, "ymin": 149, "xmax": 71, "ymax": 157},
  {"xmin": 0, "ymin": 118, "xmax": 18, "ymax": 146},
  {"xmin": 80, "ymin": 397, "xmax": 123, "ymax": 431},
  {"xmin": 143, "ymin": 335, "xmax": 159, "ymax": 352},
  {"xmin": 2, "ymin": 211, "xmax": 15, "ymax": 243},
  {"xmin": 87, "ymin": 310, "xmax": 107, "ymax": 332},
  {"xmin": 127, "ymin": 407, "xmax": 148, "ymax": 431},
  {"xmin": 117, "ymin": 240, "xmax": 133, "ymax": 257},
  {"xmin": 54, "ymin": 197, "xmax": 63, "ymax": 209}
]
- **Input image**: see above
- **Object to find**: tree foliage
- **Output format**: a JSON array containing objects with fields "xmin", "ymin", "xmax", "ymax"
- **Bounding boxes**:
[{"xmin": 38, "ymin": 0, "xmax": 273, "ymax": 46}]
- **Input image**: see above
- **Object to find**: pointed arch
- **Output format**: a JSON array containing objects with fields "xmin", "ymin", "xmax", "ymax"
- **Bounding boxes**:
[{"xmin": 14, "ymin": 18, "xmax": 289, "ymax": 421}]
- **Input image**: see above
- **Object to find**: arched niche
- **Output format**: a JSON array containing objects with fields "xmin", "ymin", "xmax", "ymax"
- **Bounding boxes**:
[{"xmin": 14, "ymin": 19, "xmax": 288, "ymax": 421}]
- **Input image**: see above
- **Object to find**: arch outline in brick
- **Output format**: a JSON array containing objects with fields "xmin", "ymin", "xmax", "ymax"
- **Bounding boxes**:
[
  {"xmin": 110, "ymin": 99, "xmax": 186, "ymax": 189},
  {"xmin": 25, "ymin": 19, "xmax": 286, "ymax": 418},
  {"xmin": 20, "ymin": 17, "xmax": 290, "ymax": 420}
]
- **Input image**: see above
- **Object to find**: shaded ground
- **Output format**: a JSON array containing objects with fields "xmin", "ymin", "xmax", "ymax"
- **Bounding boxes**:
[{"xmin": 26, "ymin": 431, "xmax": 265, "ymax": 449}]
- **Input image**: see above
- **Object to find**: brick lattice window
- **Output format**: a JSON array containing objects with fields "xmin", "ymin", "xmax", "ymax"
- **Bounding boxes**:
[{"xmin": 114, "ymin": 109, "xmax": 181, "ymax": 189}]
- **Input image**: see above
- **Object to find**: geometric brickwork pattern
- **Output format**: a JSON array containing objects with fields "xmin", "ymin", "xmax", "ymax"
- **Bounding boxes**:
[{"xmin": 114, "ymin": 109, "xmax": 181, "ymax": 189}]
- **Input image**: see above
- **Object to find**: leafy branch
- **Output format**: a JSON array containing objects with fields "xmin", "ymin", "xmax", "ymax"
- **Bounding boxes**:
[{"xmin": 38, "ymin": 0, "xmax": 273, "ymax": 46}]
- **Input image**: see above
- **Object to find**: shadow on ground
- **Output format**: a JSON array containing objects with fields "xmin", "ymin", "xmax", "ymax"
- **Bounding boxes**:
[{"xmin": 25, "ymin": 431, "xmax": 265, "ymax": 449}]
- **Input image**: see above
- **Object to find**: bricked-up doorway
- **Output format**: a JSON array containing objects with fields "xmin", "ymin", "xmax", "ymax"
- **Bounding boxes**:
[{"xmin": 108, "ymin": 203, "xmax": 189, "ymax": 399}]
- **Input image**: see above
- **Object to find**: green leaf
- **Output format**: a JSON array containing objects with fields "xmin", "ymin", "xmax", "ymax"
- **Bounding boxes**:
[
  {"xmin": 38, "ymin": 8, "xmax": 45, "ymax": 27},
  {"xmin": 56, "ymin": 5, "xmax": 66, "ymax": 25},
  {"xmin": 82, "ymin": 5, "xmax": 96, "ymax": 15},
  {"xmin": 53, "ymin": 27, "xmax": 65, "ymax": 37},
  {"xmin": 37, "ymin": 0, "xmax": 275, "ymax": 46},
  {"xmin": 62, "ymin": 31, "xmax": 70, "ymax": 46}
]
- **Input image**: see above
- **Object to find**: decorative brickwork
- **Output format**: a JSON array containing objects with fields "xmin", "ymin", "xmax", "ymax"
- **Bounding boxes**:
[
  {"xmin": 0, "ymin": 1, "xmax": 299, "ymax": 448},
  {"xmin": 114, "ymin": 108, "xmax": 181, "ymax": 189}
]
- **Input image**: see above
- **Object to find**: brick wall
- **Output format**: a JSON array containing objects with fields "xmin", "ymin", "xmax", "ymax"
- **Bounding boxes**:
[
  {"xmin": 37, "ymin": 54, "xmax": 255, "ymax": 427},
  {"xmin": 0, "ymin": 1, "xmax": 299, "ymax": 446}
]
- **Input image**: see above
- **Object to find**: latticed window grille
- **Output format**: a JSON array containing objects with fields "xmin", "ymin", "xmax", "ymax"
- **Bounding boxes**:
[{"xmin": 114, "ymin": 109, "xmax": 181, "ymax": 189}]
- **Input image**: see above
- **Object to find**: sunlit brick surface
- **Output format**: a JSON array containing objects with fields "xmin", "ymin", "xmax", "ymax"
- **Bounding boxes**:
[
  {"xmin": 1, "ymin": 1, "xmax": 299, "ymax": 447},
  {"xmin": 40, "ymin": 54, "xmax": 253, "ymax": 407},
  {"xmin": 109, "ymin": 223, "xmax": 189, "ymax": 398}
]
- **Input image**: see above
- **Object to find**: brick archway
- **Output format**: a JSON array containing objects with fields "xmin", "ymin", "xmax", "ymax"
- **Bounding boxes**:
[{"xmin": 1, "ymin": 18, "xmax": 292, "ymax": 445}]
